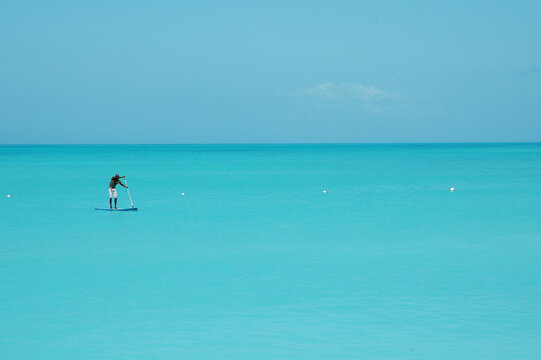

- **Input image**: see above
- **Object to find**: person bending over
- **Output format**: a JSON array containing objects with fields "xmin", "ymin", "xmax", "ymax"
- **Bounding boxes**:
[{"xmin": 109, "ymin": 174, "xmax": 128, "ymax": 209}]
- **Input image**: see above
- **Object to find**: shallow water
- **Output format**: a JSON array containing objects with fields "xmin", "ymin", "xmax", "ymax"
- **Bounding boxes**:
[{"xmin": 1, "ymin": 144, "xmax": 540, "ymax": 359}]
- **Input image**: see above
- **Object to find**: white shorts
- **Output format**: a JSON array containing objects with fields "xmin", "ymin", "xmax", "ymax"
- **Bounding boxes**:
[{"xmin": 109, "ymin": 188, "xmax": 118, "ymax": 199}]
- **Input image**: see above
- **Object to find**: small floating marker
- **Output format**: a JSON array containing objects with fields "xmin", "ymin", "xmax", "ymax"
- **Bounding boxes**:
[
  {"xmin": 181, "ymin": 193, "xmax": 185, "ymax": 196},
  {"xmin": 6, "ymin": 194, "xmax": 12, "ymax": 198},
  {"xmin": 322, "ymin": 190, "xmax": 328, "ymax": 193},
  {"xmin": 449, "ymin": 187, "xmax": 455, "ymax": 192}
]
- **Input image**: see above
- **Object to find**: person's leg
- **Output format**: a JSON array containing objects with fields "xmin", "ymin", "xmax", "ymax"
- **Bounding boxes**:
[
  {"xmin": 114, "ymin": 198, "xmax": 118, "ymax": 209},
  {"xmin": 109, "ymin": 188, "xmax": 113, "ymax": 208}
]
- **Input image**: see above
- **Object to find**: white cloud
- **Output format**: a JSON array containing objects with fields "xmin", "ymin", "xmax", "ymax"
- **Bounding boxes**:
[
  {"xmin": 304, "ymin": 82, "xmax": 400, "ymax": 102},
  {"xmin": 283, "ymin": 82, "xmax": 441, "ymax": 116}
]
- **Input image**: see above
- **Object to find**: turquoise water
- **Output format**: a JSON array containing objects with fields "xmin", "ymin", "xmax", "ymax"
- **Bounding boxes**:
[{"xmin": 1, "ymin": 143, "xmax": 540, "ymax": 359}]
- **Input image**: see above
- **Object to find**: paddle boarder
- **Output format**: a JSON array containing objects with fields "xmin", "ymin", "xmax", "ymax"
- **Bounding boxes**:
[{"xmin": 109, "ymin": 174, "xmax": 128, "ymax": 209}]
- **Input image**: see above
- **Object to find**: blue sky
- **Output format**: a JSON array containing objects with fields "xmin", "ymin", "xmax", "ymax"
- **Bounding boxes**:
[{"xmin": 1, "ymin": 0, "xmax": 540, "ymax": 143}]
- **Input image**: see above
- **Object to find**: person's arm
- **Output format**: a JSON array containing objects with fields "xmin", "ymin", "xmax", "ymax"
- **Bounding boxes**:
[{"xmin": 118, "ymin": 181, "xmax": 128, "ymax": 188}]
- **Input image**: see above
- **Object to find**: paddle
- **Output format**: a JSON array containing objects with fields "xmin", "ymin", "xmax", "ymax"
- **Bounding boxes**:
[{"xmin": 124, "ymin": 177, "xmax": 135, "ymax": 208}]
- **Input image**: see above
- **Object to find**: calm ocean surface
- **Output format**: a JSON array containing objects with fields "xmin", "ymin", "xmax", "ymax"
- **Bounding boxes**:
[{"xmin": 1, "ymin": 143, "xmax": 540, "ymax": 359}]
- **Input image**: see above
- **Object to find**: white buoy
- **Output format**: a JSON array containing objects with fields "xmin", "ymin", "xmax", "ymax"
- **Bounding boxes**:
[
  {"xmin": 449, "ymin": 187, "xmax": 455, "ymax": 192},
  {"xmin": 322, "ymin": 190, "xmax": 327, "ymax": 193},
  {"xmin": 6, "ymin": 194, "xmax": 11, "ymax": 198},
  {"xmin": 181, "ymin": 193, "xmax": 185, "ymax": 196}
]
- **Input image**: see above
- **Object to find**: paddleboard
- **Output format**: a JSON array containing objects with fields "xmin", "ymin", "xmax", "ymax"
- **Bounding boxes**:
[{"xmin": 95, "ymin": 208, "xmax": 138, "ymax": 211}]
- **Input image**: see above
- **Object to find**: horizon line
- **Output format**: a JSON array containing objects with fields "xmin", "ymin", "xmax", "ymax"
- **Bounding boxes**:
[{"xmin": 1, "ymin": 141, "xmax": 540, "ymax": 146}]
